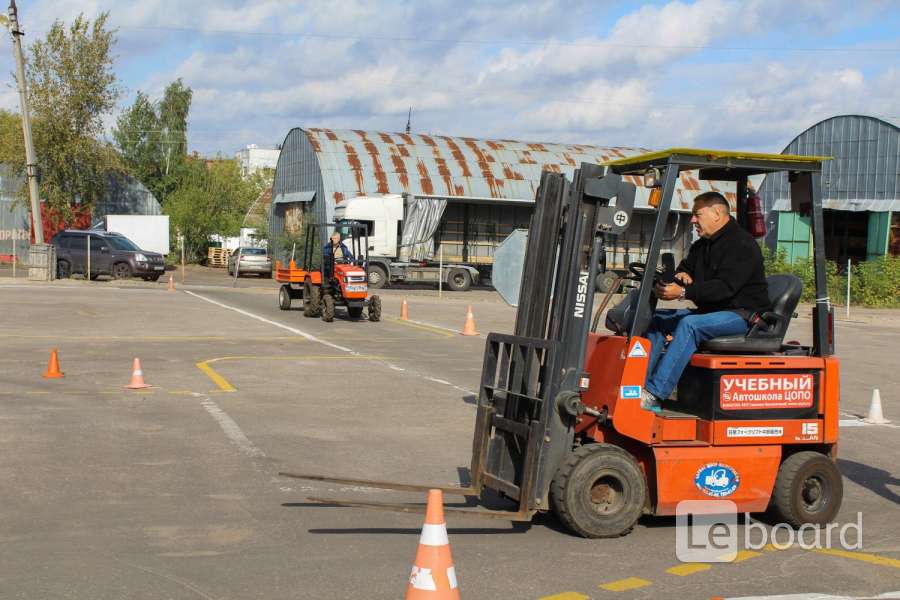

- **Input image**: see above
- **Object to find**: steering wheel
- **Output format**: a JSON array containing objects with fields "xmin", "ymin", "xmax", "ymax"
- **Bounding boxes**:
[{"xmin": 627, "ymin": 261, "xmax": 665, "ymax": 281}]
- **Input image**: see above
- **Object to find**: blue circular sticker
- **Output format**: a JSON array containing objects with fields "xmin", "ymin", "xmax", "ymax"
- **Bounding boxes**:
[{"xmin": 694, "ymin": 463, "xmax": 740, "ymax": 497}]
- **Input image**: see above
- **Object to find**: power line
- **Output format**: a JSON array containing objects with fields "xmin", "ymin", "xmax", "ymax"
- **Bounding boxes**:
[{"xmin": 115, "ymin": 24, "xmax": 900, "ymax": 54}]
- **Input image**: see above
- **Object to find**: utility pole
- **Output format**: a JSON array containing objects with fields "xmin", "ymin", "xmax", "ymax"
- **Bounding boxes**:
[{"xmin": 7, "ymin": 0, "xmax": 43, "ymax": 243}]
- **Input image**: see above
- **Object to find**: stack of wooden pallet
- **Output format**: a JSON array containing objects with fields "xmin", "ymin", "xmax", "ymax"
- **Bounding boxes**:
[{"xmin": 207, "ymin": 247, "xmax": 229, "ymax": 268}]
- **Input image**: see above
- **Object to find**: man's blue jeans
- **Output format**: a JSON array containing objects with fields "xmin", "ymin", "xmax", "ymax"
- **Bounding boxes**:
[{"xmin": 645, "ymin": 309, "xmax": 748, "ymax": 400}]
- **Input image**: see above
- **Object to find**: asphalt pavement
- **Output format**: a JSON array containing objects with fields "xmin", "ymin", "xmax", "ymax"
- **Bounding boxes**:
[{"xmin": 0, "ymin": 269, "xmax": 897, "ymax": 599}]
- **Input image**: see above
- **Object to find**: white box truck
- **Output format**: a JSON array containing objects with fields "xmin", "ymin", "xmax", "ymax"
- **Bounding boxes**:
[{"xmin": 101, "ymin": 215, "xmax": 170, "ymax": 255}]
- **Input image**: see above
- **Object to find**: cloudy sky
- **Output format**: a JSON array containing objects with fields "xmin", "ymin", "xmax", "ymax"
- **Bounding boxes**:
[{"xmin": 3, "ymin": 0, "xmax": 898, "ymax": 156}]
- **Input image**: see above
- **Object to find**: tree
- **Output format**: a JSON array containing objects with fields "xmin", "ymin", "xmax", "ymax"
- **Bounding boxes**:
[
  {"xmin": 112, "ymin": 92, "xmax": 160, "ymax": 190},
  {"xmin": 113, "ymin": 79, "xmax": 192, "ymax": 202},
  {"xmin": 26, "ymin": 13, "xmax": 121, "ymax": 213},
  {"xmin": 164, "ymin": 158, "xmax": 261, "ymax": 261}
]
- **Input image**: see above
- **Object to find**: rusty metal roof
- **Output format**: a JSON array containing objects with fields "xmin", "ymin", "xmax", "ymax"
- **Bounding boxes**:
[{"xmin": 303, "ymin": 128, "xmax": 733, "ymax": 211}]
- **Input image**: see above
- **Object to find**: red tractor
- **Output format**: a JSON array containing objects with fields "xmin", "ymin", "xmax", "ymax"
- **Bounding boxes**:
[{"xmin": 276, "ymin": 222, "xmax": 381, "ymax": 322}]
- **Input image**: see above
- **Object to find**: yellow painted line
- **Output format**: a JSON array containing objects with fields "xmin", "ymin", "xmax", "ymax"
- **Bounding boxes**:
[
  {"xmin": 717, "ymin": 549, "xmax": 762, "ymax": 563},
  {"xmin": 386, "ymin": 317, "xmax": 455, "ymax": 337},
  {"xmin": 763, "ymin": 543, "xmax": 788, "ymax": 552},
  {"xmin": 196, "ymin": 354, "xmax": 384, "ymax": 392},
  {"xmin": 598, "ymin": 577, "xmax": 652, "ymax": 592},
  {"xmin": 666, "ymin": 563, "xmax": 711, "ymax": 576},
  {"xmin": 26, "ymin": 391, "xmax": 50, "ymax": 395},
  {"xmin": 196, "ymin": 362, "xmax": 237, "ymax": 392},
  {"xmin": 538, "ymin": 593, "xmax": 589, "ymax": 600},
  {"xmin": 815, "ymin": 548, "xmax": 900, "ymax": 569}
]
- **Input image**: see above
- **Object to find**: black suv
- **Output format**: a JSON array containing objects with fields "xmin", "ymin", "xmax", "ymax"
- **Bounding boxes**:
[{"xmin": 51, "ymin": 229, "xmax": 167, "ymax": 281}]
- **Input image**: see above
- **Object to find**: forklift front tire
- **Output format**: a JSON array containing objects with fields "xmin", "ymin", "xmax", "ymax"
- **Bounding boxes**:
[
  {"xmin": 550, "ymin": 443, "xmax": 646, "ymax": 538},
  {"xmin": 771, "ymin": 451, "xmax": 843, "ymax": 528}
]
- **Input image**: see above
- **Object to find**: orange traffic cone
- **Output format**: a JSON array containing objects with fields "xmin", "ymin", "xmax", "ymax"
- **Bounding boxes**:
[
  {"xmin": 125, "ymin": 358, "xmax": 151, "ymax": 389},
  {"xmin": 400, "ymin": 298, "xmax": 409, "ymax": 321},
  {"xmin": 167, "ymin": 274, "xmax": 176, "ymax": 292},
  {"xmin": 406, "ymin": 489, "xmax": 460, "ymax": 599},
  {"xmin": 460, "ymin": 305, "xmax": 479, "ymax": 336},
  {"xmin": 43, "ymin": 349, "xmax": 64, "ymax": 379}
]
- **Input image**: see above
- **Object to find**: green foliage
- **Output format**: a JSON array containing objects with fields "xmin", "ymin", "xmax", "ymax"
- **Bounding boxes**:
[
  {"xmin": 113, "ymin": 79, "xmax": 192, "ymax": 202},
  {"xmin": 849, "ymin": 256, "xmax": 900, "ymax": 308},
  {"xmin": 26, "ymin": 13, "xmax": 121, "ymax": 212},
  {"xmin": 761, "ymin": 244, "xmax": 900, "ymax": 308},
  {"xmin": 163, "ymin": 158, "xmax": 261, "ymax": 262}
]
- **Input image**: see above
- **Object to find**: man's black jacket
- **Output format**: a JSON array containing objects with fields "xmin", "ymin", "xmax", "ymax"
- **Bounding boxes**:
[{"xmin": 676, "ymin": 218, "xmax": 770, "ymax": 318}]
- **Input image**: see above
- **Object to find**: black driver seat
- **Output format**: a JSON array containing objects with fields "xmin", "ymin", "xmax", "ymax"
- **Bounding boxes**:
[{"xmin": 699, "ymin": 274, "xmax": 803, "ymax": 353}]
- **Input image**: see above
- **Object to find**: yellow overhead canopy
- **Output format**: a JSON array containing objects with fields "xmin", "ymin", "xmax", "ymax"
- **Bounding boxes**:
[{"xmin": 602, "ymin": 147, "xmax": 831, "ymax": 168}]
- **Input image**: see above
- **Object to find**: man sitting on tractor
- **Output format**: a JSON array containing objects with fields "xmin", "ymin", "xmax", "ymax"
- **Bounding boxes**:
[
  {"xmin": 323, "ymin": 231, "xmax": 354, "ymax": 282},
  {"xmin": 641, "ymin": 191, "xmax": 770, "ymax": 412}
]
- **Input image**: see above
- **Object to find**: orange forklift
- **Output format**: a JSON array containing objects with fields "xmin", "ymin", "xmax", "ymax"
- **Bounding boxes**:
[
  {"xmin": 275, "ymin": 222, "xmax": 382, "ymax": 322},
  {"xmin": 282, "ymin": 149, "xmax": 842, "ymax": 537}
]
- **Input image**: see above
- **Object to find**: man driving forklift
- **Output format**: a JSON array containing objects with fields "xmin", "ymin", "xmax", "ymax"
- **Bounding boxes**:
[{"xmin": 641, "ymin": 191, "xmax": 770, "ymax": 413}]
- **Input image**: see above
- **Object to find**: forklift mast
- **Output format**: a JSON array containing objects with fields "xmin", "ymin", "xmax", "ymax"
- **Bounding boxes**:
[{"xmin": 471, "ymin": 164, "xmax": 635, "ymax": 513}]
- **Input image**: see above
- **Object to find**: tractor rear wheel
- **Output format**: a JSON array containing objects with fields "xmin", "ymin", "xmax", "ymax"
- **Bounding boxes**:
[
  {"xmin": 550, "ymin": 443, "xmax": 646, "ymax": 538},
  {"xmin": 321, "ymin": 294, "xmax": 335, "ymax": 322},
  {"xmin": 303, "ymin": 283, "xmax": 321, "ymax": 317},
  {"xmin": 367, "ymin": 295, "xmax": 381, "ymax": 322},
  {"xmin": 771, "ymin": 451, "xmax": 843, "ymax": 527},
  {"xmin": 278, "ymin": 285, "xmax": 292, "ymax": 310}
]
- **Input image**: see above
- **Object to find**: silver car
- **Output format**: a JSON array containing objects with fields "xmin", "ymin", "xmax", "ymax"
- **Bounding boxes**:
[{"xmin": 227, "ymin": 247, "xmax": 272, "ymax": 277}]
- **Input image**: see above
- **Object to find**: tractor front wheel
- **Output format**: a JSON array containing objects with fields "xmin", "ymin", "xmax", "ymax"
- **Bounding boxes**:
[
  {"xmin": 550, "ymin": 443, "xmax": 646, "ymax": 538},
  {"xmin": 321, "ymin": 294, "xmax": 335, "ymax": 322},
  {"xmin": 367, "ymin": 295, "xmax": 381, "ymax": 322},
  {"xmin": 303, "ymin": 283, "xmax": 321, "ymax": 317},
  {"xmin": 771, "ymin": 451, "xmax": 843, "ymax": 527}
]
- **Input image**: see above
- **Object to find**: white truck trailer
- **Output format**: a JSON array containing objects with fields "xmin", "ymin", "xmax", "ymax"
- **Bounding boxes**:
[{"xmin": 334, "ymin": 193, "xmax": 531, "ymax": 291}]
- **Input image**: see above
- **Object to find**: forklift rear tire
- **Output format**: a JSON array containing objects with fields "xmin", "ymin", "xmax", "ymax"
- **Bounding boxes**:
[
  {"xmin": 278, "ymin": 285, "xmax": 292, "ymax": 310},
  {"xmin": 321, "ymin": 294, "xmax": 335, "ymax": 322},
  {"xmin": 303, "ymin": 283, "xmax": 321, "ymax": 317},
  {"xmin": 771, "ymin": 451, "xmax": 843, "ymax": 527},
  {"xmin": 550, "ymin": 443, "xmax": 646, "ymax": 538}
]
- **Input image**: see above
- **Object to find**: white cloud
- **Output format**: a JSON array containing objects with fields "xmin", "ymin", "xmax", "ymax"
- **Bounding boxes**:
[{"xmin": 0, "ymin": 0, "xmax": 895, "ymax": 155}]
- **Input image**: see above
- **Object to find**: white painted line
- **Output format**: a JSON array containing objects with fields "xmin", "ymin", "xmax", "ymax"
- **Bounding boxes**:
[
  {"xmin": 185, "ymin": 290, "xmax": 356, "ymax": 353},
  {"xmin": 199, "ymin": 396, "xmax": 265, "ymax": 458},
  {"xmin": 184, "ymin": 290, "xmax": 475, "ymax": 396},
  {"xmin": 839, "ymin": 419, "xmax": 868, "ymax": 427}
]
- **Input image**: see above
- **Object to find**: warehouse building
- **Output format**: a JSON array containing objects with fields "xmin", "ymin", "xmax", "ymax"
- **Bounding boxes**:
[
  {"xmin": 269, "ymin": 128, "xmax": 728, "ymax": 269},
  {"xmin": 758, "ymin": 115, "xmax": 899, "ymax": 264}
]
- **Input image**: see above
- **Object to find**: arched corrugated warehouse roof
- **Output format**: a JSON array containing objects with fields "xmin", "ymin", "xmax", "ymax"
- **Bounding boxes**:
[
  {"xmin": 271, "ymin": 127, "xmax": 732, "ymax": 225},
  {"xmin": 759, "ymin": 114, "xmax": 900, "ymax": 213}
]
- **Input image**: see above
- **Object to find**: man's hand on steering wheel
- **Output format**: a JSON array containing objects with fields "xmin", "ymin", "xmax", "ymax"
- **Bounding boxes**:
[{"xmin": 654, "ymin": 281, "xmax": 685, "ymax": 301}]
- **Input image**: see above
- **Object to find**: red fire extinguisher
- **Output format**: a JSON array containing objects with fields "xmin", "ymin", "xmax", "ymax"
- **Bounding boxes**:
[{"xmin": 746, "ymin": 187, "xmax": 766, "ymax": 238}]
